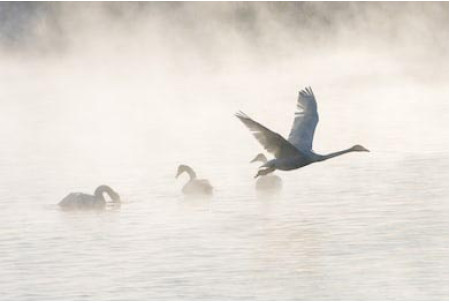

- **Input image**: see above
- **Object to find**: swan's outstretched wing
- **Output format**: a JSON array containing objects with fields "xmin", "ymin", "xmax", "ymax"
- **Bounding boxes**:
[
  {"xmin": 235, "ymin": 111, "xmax": 301, "ymax": 159},
  {"xmin": 287, "ymin": 87, "xmax": 319, "ymax": 152}
]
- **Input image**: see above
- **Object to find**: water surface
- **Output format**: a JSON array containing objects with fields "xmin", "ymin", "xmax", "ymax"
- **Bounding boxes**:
[{"xmin": 0, "ymin": 149, "xmax": 447, "ymax": 300}]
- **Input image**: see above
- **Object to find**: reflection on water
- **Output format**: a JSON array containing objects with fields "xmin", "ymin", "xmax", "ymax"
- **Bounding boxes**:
[
  {"xmin": 256, "ymin": 189, "xmax": 282, "ymax": 202},
  {"xmin": 0, "ymin": 151, "xmax": 447, "ymax": 300}
]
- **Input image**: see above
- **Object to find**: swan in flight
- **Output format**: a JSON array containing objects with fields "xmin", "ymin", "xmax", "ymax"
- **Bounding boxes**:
[
  {"xmin": 58, "ymin": 185, "xmax": 121, "ymax": 210},
  {"xmin": 176, "ymin": 164, "xmax": 213, "ymax": 196},
  {"xmin": 251, "ymin": 153, "xmax": 282, "ymax": 192},
  {"xmin": 236, "ymin": 87, "xmax": 369, "ymax": 178}
]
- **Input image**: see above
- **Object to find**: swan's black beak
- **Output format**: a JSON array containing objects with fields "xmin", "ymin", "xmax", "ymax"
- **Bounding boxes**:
[{"xmin": 362, "ymin": 147, "xmax": 370, "ymax": 152}]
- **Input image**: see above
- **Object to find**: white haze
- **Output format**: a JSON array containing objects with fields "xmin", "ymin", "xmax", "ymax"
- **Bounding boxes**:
[{"xmin": 0, "ymin": 2, "xmax": 447, "ymax": 300}]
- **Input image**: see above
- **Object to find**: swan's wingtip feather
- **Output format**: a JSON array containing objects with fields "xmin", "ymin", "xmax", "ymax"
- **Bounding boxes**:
[
  {"xmin": 299, "ymin": 86, "xmax": 314, "ymax": 97},
  {"xmin": 235, "ymin": 111, "xmax": 249, "ymax": 119}
]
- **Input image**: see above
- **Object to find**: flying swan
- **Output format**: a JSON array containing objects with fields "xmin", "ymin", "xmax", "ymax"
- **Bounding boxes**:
[
  {"xmin": 236, "ymin": 87, "xmax": 369, "ymax": 178},
  {"xmin": 58, "ymin": 185, "xmax": 121, "ymax": 210},
  {"xmin": 176, "ymin": 164, "xmax": 213, "ymax": 196}
]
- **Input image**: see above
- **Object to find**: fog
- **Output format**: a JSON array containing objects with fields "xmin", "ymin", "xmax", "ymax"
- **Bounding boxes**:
[
  {"xmin": 0, "ymin": 2, "xmax": 447, "ymax": 300},
  {"xmin": 0, "ymin": 3, "xmax": 447, "ymax": 195},
  {"xmin": 1, "ymin": 3, "xmax": 447, "ymax": 159}
]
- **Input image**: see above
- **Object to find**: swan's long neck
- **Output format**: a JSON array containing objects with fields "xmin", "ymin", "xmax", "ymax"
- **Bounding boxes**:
[
  {"xmin": 256, "ymin": 154, "xmax": 268, "ymax": 163},
  {"xmin": 94, "ymin": 185, "xmax": 120, "ymax": 203},
  {"xmin": 317, "ymin": 147, "xmax": 355, "ymax": 162},
  {"xmin": 251, "ymin": 153, "xmax": 268, "ymax": 164},
  {"xmin": 183, "ymin": 166, "xmax": 197, "ymax": 180}
]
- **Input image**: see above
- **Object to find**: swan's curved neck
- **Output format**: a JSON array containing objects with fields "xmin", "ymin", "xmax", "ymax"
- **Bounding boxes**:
[
  {"xmin": 317, "ymin": 147, "xmax": 355, "ymax": 161},
  {"xmin": 182, "ymin": 166, "xmax": 197, "ymax": 180},
  {"xmin": 254, "ymin": 154, "xmax": 268, "ymax": 163},
  {"xmin": 94, "ymin": 185, "xmax": 120, "ymax": 203}
]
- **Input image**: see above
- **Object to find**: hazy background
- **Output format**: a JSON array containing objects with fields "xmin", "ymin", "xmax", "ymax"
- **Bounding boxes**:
[{"xmin": 0, "ymin": 2, "xmax": 447, "ymax": 300}]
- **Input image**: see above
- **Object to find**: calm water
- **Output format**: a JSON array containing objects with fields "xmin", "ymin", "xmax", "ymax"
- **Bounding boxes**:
[{"xmin": 0, "ymin": 149, "xmax": 447, "ymax": 300}]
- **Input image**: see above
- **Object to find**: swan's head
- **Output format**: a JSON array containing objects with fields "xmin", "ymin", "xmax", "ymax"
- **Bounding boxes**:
[
  {"xmin": 176, "ymin": 164, "xmax": 189, "ymax": 178},
  {"xmin": 95, "ymin": 185, "xmax": 121, "ymax": 203},
  {"xmin": 352, "ymin": 145, "xmax": 370, "ymax": 152},
  {"xmin": 250, "ymin": 153, "xmax": 268, "ymax": 163},
  {"xmin": 255, "ymin": 166, "xmax": 276, "ymax": 178},
  {"xmin": 108, "ymin": 190, "xmax": 121, "ymax": 203}
]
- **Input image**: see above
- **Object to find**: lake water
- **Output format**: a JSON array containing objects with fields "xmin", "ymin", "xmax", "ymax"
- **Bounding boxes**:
[{"xmin": 0, "ymin": 147, "xmax": 447, "ymax": 300}]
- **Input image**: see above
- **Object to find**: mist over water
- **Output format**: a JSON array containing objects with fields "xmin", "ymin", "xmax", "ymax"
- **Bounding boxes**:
[{"xmin": 0, "ymin": 2, "xmax": 447, "ymax": 300}]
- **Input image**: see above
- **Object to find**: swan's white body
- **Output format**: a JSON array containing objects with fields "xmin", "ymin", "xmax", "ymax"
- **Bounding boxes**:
[
  {"xmin": 58, "ymin": 185, "xmax": 121, "ymax": 210},
  {"xmin": 236, "ymin": 87, "xmax": 369, "ymax": 177},
  {"xmin": 251, "ymin": 153, "xmax": 282, "ymax": 192},
  {"xmin": 182, "ymin": 179, "xmax": 213, "ymax": 195},
  {"xmin": 176, "ymin": 165, "xmax": 213, "ymax": 196}
]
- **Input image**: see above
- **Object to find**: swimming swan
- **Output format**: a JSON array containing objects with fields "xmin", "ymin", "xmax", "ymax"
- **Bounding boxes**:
[
  {"xmin": 251, "ymin": 153, "xmax": 282, "ymax": 192},
  {"xmin": 176, "ymin": 164, "xmax": 213, "ymax": 196},
  {"xmin": 58, "ymin": 185, "xmax": 121, "ymax": 210},
  {"xmin": 236, "ymin": 87, "xmax": 369, "ymax": 178}
]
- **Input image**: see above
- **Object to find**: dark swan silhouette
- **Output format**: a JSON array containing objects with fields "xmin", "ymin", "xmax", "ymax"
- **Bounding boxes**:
[
  {"xmin": 251, "ymin": 153, "xmax": 282, "ymax": 192},
  {"xmin": 176, "ymin": 164, "xmax": 213, "ymax": 196},
  {"xmin": 236, "ymin": 87, "xmax": 369, "ymax": 178},
  {"xmin": 58, "ymin": 185, "xmax": 121, "ymax": 210}
]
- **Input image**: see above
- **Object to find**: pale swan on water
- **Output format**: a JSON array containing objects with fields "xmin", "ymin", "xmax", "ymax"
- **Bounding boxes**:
[
  {"xmin": 58, "ymin": 185, "xmax": 121, "ymax": 210},
  {"xmin": 236, "ymin": 87, "xmax": 369, "ymax": 178},
  {"xmin": 176, "ymin": 164, "xmax": 213, "ymax": 196},
  {"xmin": 251, "ymin": 153, "xmax": 282, "ymax": 192}
]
